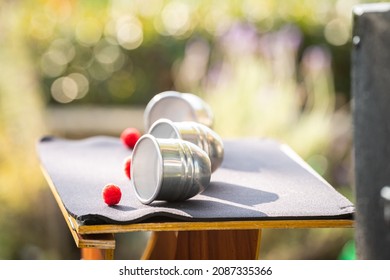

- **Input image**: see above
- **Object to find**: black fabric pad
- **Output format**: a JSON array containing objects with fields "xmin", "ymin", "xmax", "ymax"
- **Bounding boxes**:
[{"xmin": 37, "ymin": 136, "xmax": 354, "ymax": 225}]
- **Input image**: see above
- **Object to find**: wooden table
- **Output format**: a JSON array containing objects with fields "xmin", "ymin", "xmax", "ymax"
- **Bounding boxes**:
[{"xmin": 38, "ymin": 136, "xmax": 354, "ymax": 260}]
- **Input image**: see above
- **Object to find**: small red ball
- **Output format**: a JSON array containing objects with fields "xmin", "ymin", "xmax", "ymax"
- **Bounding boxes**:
[
  {"xmin": 123, "ymin": 156, "xmax": 132, "ymax": 179},
  {"xmin": 102, "ymin": 184, "xmax": 122, "ymax": 206},
  {"xmin": 120, "ymin": 127, "xmax": 141, "ymax": 149}
]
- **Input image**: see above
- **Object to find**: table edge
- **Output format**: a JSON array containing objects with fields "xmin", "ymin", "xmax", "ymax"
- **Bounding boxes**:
[
  {"xmin": 42, "ymin": 164, "xmax": 354, "ymax": 237},
  {"xmin": 75, "ymin": 218, "xmax": 354, "ymax": 234}
]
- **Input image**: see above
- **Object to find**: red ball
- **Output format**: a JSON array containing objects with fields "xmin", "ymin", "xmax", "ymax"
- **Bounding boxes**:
[
  {"xmin": 120, "ymin": 127, "xmax": 141, "ymax": 149},
  {"xmin": 102, "ymin": 184, "xmax": 122, "ymax": 206},
  {"xmin": 123, "ymin": 156, "xmax": 132, "ymax": 179}
]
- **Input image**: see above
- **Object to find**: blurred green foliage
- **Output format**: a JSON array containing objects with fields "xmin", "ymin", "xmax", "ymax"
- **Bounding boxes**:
[
  {"xmin": 1, "ymin": 0, "xmax": 385, "ymax": 260},
  {"xmin": 24, "ymin": 0, "xmax": 355, "ymax": 106}
]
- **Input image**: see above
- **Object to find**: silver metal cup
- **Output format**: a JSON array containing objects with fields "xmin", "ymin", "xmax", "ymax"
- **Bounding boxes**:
[
  {"xmin": 148, "ymin": 119, "xmax": 224, "ymax": 173},
  {"xmin": 131, "ymin": 134, "xmax": 211, "ymax": 205},
  {"xmin": 143, "ymin": 91, "xmax": 214, "ymax": 131}
]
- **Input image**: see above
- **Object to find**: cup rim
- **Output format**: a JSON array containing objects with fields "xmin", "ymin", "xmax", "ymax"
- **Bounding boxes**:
[
  {"xmin": 131, "ymin": 134, "xmax": 164, "ymax": 204},
  {"xmin": 144, "ymin": 91, "xmax": 200, "ymax": 130},
  {"xmin": 148, "ymin": 118, "xmax": 181, "ymax": 139}
]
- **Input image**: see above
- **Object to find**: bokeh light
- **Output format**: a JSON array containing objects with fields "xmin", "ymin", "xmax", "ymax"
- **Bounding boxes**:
[
  {"xmin": 3, "ymin": 0, "xmax": 384, "ymax": 260},
  {"xmin": 324, "ymin": 18, "xmax": 350, "ymax": 46},
  {"xmin": 75, "ymin": 17, "xmax": 103, "ymax": 46},
  {"xmin": 160, "ymin": 1, "xmax": 191, "ymax": 36},
  {"xmin": 116, "ymin": 15, "xmax": 144, "ymax": 50},
  {"xmin": 50, "ymin": 73, "xmax": 89, "ymax": 103}
]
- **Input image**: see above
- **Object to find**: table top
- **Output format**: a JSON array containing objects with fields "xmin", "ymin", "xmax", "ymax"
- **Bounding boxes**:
[{"xmin": 38, "ymin": 135, "xmax": 354, "ymax": 235}]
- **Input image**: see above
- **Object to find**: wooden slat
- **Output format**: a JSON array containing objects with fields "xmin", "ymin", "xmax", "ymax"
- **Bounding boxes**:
[
  {"xmin": 78, "ymin": 233, "xmax": 115, "ymax": 250},
  {"xmin": 174, "ymin": 229, "xmax": 261, "ymax": 260},
  {"xmin": 81, "ymin": 248, "xmax": 115, "ymax": 260},
  {"xmin": 73, "ymin": 217, "xmax": 353, "ymax": 235},
  {"xmin": 141, "ymin": 231, "xmax": 178, "ymax": 260},
  {"xmin": 141, "ymin": 230, "xmax": 262, "ymax": 260}
]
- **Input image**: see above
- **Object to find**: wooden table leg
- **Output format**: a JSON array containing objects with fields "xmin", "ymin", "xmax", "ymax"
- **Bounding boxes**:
[
  {"xmin": 78, "ymin": 233, "xmax": 116, "ymax": 260},
  {"xmin": 143, "ymin": 229, "xmax": 262, "ymax": 260},
  {"xmin": 175, "ymin": 229, "xmax": 262, "ymax": 259},
  {"xmin": 81, "ymin": 248, "xmax": 114, "ymax": 260},
  {"xmin": 141, "ymin": 231, "xmax": 178, "ymax": 260}
]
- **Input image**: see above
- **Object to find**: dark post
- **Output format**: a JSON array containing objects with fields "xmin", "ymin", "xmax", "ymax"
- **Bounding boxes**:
[{"xmin": 352, "ymin": 3, "xmax": 390, "ymax": 259}]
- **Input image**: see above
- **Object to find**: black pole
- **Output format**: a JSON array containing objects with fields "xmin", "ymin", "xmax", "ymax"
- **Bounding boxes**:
[{"xmin": 352, "ymin": 3, "xmax": 390, "ymax": 259}]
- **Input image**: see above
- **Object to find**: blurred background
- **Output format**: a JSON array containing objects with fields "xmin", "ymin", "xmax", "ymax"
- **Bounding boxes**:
[{"xmin": 0, "ymin": 0, "xmax": 376, "ymax": 260}]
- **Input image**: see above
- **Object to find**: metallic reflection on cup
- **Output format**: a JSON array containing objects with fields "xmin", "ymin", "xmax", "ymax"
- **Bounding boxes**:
[
  {"xmin": 148, "ymin": 119, "xmax": 224, "ymax": 173},
  {"xmin": 143, "ymin": 91, "xmax": 214, "ymax": 131},
  {"xmin": 131, "ymin": 134, "xmax": 211, "ymax": 205}
]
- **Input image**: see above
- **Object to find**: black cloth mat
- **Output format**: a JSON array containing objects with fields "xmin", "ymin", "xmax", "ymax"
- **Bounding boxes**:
[{"xmin": 37, "ymin": 136, "xmax": 354, "ymax": 225}]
